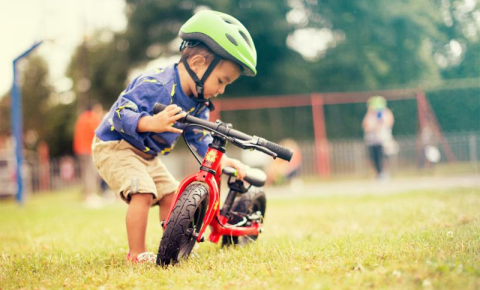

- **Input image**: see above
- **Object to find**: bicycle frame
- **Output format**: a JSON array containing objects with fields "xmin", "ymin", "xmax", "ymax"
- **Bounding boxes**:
[{"xmin": 162, "ymin": 135, "xmax": 261, "ymax": 244}]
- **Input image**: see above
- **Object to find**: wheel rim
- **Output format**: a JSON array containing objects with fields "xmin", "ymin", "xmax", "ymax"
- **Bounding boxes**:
[
  {"xmin": 177, "ymin": 200, "xmax": 206, "ymax": 260},
  {"xmin": 178, "ymin": 228, "xmax": 196, "ymax": 259},
  {"xmin": 238, "ymin": 198, "xmax": 265, "ymax": 244}
]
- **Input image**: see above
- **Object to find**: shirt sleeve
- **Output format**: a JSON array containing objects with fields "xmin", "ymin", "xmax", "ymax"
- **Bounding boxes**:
[
  {"xmin": 111, "ymin": 78, "xmax": 171, "ymax": 141},
  {"xmin": 183, "ymin": 106, "xmax": 213, "ymax": 157}
]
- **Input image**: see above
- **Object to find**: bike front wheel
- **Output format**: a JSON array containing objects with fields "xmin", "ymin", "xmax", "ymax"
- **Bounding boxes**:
[{"xmin": 157, "ymin": 182, "xmax": 209, "ymax": 266}]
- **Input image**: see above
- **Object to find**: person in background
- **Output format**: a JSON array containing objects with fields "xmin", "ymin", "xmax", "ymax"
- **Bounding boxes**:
[
  {"xmin": 362, "ymin": 96, "xmax": 395, "ymax": 180},
  {"xmin": 73, "ymin": 101, "xmax": 104, "ymax": 207},
  {"xmin": 266, "ymin": 138, "xmax": 302, "ymax": 186}
]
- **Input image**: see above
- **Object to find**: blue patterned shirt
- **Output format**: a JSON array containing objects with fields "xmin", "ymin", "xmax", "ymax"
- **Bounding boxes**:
[{"xmin": 95, "ymin": 64, "xmax": 213, "ymax": 157}]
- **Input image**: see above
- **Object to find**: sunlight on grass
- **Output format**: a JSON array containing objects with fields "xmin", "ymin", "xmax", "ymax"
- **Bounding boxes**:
[{"xmin": 1, "ymin": 187, "xmax": 479, "ymax": 289}]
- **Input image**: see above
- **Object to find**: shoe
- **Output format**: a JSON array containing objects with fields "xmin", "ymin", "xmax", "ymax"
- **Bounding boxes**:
[
  {"xmin": 126, "ymin": 252, "xmax": 156, "ymax": 264},
  {"xmin": 377, "ymin": 172, "xmax": 389, "ymax": 183}
]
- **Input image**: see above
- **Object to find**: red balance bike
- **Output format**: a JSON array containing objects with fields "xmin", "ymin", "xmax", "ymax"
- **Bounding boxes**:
[{"xmin": 153, "ymin": 103, "xmax": 293, "ymax": 266}]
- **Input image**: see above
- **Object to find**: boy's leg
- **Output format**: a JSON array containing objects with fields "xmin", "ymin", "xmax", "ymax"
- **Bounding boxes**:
[
  {"xmin": 126, "ymin": 193, "xmax": 153, "ymax": 257},
  {"xmin": 92, "ymin": 138, "xmax": 161, "ymax": 259},
  {"xmin": 159, "ymin": 192, "xmax": 175, "ymax": 221},
  {"xmin": 149, "ymin": 156, "xmax": 179, "ymax": 222}
]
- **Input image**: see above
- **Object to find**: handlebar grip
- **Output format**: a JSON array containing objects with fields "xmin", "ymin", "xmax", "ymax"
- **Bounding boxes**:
[
  {"xmin": 258, "ymin": 138, "xmax": 294, "ymax": 162},
  {"xmin": 153, "ymin": 103, "xmax": 168, "ymax": 115},
  {"xmin": 153, "ymin": 103, "xmax": 188, "ymax": 123}
]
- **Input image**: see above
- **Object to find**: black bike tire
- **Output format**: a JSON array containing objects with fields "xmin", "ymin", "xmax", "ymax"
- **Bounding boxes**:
[
  {"xmin": 156, "ymin": 182, "xmax": 208, "ymax": 266},
  {"xmin": 222, "ymin": 189, "xmax": 266, "ymax": 247}
]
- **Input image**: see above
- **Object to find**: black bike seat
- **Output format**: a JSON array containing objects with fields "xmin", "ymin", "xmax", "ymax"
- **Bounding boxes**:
[{"xmin": 222, "ymin": 167, "xmax": 267, "ymax": 187}]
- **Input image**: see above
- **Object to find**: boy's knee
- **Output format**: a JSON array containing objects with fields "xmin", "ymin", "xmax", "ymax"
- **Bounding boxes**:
[
  {"xmin": 152, "ymin": 191, "xmax": 175, "ymax": 207},
  {"xmin": 130, "ymin": 193, "xmax": 154, "ymax": 206},
  {"xmin": 162, "ymin": 191, "xmax": 175, "ymax": 201}
]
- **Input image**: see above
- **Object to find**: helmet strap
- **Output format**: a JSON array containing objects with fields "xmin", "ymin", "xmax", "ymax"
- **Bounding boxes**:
[{"xmin": 181, "ymin": 55, "xmax": 221, "ymax": 111}]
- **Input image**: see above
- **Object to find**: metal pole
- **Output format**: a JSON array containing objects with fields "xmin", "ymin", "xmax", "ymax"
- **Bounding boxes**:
[
  {"xmin": 469, "ymin": 134, "xmax": 478, "ymax": 171},
  {"xmin": 11, "ymin": 41, "xmax": 42, "ymax": 205},
  {"xmin": 310, "ymin": 94, "xmax": 330, "ymax": 177}
]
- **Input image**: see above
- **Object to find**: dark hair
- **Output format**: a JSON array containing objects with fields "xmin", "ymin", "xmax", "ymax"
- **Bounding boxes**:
[
  {"xmin": 180, "ymin": 42, "xmax": 216, "ymax": 64},
  {"xmin": 85, "ymin": 100, "xmax": 101, "ymax": 111}
]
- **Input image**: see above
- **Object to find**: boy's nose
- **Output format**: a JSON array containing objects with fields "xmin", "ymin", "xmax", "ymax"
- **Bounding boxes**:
[{"xmin": 217, "ymin": 85, "xmax": 226, "ymax": 95}]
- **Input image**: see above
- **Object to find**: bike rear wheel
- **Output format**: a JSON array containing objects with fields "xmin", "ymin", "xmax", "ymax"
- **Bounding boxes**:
[
  {"xmin": 222, "ymin": 189, "xmax": 266, "ymax": 246},
  {"xmin": 157, "ymin": 182, "xmax": 208, "ymax": 266}
]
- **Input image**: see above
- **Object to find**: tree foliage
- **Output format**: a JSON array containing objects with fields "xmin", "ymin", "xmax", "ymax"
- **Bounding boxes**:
[
  {"xmin": 64, "ymin": 0, "xmax": 480, "ymax": 145},
  {"xmin": 0, "ymin": 56, "xmax": 78, "ymax": 156},
  {"xmin": 70, "ymin": 0, "xmax": 479, "ymax": 98},
  {"xmin": 3, "ymin": 0, "xmax": 477, "ymax": 157},
  {"xmin": 1, "ymin": 57, "xmax": 51, "ymax": 146}
]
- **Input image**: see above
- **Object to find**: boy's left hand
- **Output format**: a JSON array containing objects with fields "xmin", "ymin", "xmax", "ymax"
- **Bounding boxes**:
[{"xmin": 221, "ymin": 156, "xmax": 247, "ymax": 180}]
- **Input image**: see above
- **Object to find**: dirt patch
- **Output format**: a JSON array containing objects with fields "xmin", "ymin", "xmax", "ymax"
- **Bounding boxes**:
[{"xmin": 266, "ymin": 174, "xmax": 480, "ymax": 199}]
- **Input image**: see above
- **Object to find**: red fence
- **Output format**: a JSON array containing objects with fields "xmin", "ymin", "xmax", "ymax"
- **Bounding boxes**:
[{"xmin": 211, "ymin": 89, "xmax": 454, "ymax": 177}]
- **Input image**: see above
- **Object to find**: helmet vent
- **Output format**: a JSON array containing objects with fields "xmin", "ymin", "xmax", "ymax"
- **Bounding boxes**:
[
  {"xmin": 238, "ymin": 30, "xmax": 251, "ymax": 47},
  {"xmin": 225, "ymin": 33, "xmax": 238, "ymax": 46}
]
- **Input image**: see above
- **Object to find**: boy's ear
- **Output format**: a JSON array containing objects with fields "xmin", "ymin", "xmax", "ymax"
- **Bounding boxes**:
[{"xmin": 189, "ymin": 55, "xmax": 207, "ymax": 73}]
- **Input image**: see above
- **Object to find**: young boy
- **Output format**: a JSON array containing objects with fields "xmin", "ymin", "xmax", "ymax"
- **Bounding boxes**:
[{"xmin": 92, "ymin": 10, "xmax": 257, "ymax": 263}]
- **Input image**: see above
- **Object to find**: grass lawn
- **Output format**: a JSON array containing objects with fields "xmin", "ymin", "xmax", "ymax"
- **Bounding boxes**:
[{"xmin": 1, "ymin": 186, "xmax": 479, "ymax": 289}]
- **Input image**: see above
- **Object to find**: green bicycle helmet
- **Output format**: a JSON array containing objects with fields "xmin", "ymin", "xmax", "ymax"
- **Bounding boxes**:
[
  {"xmin": 367, "ymin": 96, "xmax": 387, "ymax": 110},
  {"xmin": 179, "ymin": 10, "xmax": 257, "ymax": 77}
]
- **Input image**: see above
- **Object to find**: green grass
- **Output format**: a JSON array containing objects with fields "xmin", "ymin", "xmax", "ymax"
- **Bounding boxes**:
[{"xmin": 1, "ymin": 187, "xmax": 479, "ymax": 290}]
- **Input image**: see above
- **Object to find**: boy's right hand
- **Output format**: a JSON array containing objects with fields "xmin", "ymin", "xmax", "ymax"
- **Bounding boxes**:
[{"xmin": 137, "ymin": 104, "xmax": 187, "ymax": 133}]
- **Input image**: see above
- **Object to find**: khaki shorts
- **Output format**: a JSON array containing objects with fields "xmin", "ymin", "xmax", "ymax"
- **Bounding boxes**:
[{"xmin": 92, "ymin": 136, "xmax": 179, "ymax": 206}]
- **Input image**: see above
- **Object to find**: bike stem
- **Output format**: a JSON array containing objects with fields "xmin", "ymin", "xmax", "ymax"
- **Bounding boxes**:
[
  {"xmin": 201, "ymin": 135, "xmax": 226, "ymax": 179},
  {"xmin": 194, "ymin": 135, "xmax": 227, "ymax": 242}
]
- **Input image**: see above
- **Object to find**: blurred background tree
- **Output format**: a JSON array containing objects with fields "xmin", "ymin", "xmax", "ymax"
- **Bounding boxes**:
[
  {"xmin": 3, "ymin": 0, "xmax": 477, "ymax": 157},
  {"xmin": 0, "ymin": 56, "xmax": 77, "ymax": 156},
  {"xmin": 70, "ymin": 0, "xmax": 477, "ymax": 99}
]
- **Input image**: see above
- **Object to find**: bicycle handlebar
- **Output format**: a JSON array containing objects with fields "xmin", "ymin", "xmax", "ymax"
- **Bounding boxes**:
[{"xmin": 153, "ymin": 103, "xmax": 293, "ymax": 161}]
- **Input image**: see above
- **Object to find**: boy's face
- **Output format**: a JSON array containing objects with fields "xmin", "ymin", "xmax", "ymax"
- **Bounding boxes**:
[{"xmin": 196, "ymin": 60, "xmax": 241, "ymax": 100}]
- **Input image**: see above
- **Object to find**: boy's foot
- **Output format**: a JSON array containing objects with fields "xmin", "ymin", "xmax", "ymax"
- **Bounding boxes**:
[{"xmin": 126, "ymin": 252, "xmax": 156, "ymax": 264}]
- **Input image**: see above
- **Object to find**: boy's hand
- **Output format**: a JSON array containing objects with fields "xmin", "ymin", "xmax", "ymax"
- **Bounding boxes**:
[
  {"xmin": 221, "ymin": 156, "xmax": 247, "ymax": 180},
  {"xmin": 137, "ymin": 104, "xmax": 187, "ymax": 133}
]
